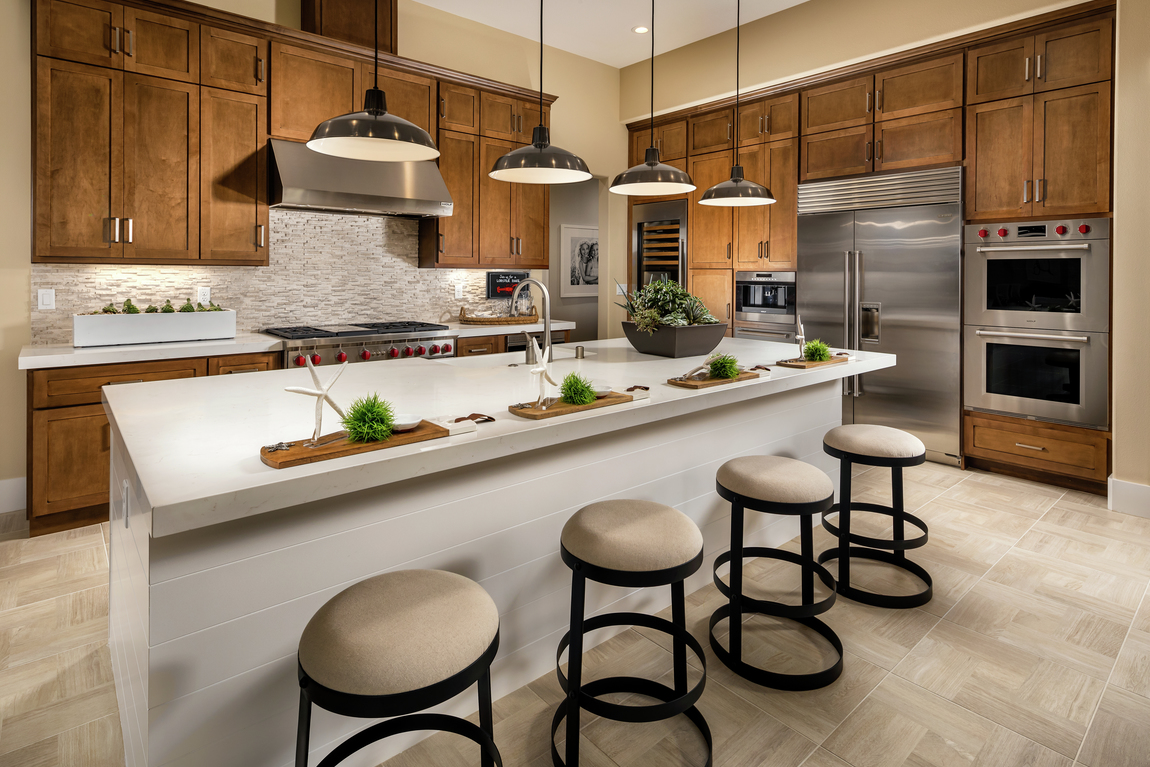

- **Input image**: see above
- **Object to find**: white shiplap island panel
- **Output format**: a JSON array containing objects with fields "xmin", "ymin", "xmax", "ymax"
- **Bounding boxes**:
[{"xmin": 103, "ymin": 337, "xmax": 894, "ymax": 767}]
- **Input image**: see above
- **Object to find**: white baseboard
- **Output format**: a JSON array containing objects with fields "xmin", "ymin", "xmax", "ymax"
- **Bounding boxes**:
[
  {"xmin": 1109, "ymin": 475, "xmax": 1150, "ymax": 519},
  {"xmin": 0, "ymin": 477, "xmax": 27, "ymax": 514}
]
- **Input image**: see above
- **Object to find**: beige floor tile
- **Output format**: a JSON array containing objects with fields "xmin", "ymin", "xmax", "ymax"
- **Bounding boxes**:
[
  {"xmin": 1109, "ymin": 627, "xmax": 1150, "ymax": 700},
  {"xmin": 0, "ymin": 527, "xmax": 103, "ymax": 571},
  {"xmin": 0, "ymin": 681, "xmax": 118, "ymax": 757},
  {"xmin": 0, "ymin": 545, "xmax": 108, "ymax": 613},
  {"xmin": 839, "ymin": 470, "xmax": 948, "ymax": 514},
  {"xmin": 1015, "ymin": 519, "xmax": 1150, "ymax": 581},
  {"xmin": 1042, "ymin": 502, "xmax": 1150, "ymax": 552},
  {"xmin": 55, "ymin": 714, "xmax": 124, "ymax": 767},
  {"xmin": 0, "ymin": 587, "xmax": 109, "ymax": 672},
  {"xmin": 798, "ymin": 749, "xmax": 852, "ymax": 767},
  {"xmin": 939, "ymin": 471, "xmax": 1064, "ymax": 518},
  {"xmin": 893, "ymin": 620, "xmax": 1104, "ymax": 758},
  {"xmin": 1076, "ymin": 685, "xmax": 1150, "ymax": 767},
  {"xmin": 814, "ymin": 599, "xmax": 938, "ymax": 672},
  {"xmin": 690, "ymin": 677, "xmax": 816, "ymax": 767},
  {"xmin": 0, "ymin": 512, "xmax": 29, "ymax": 546}
]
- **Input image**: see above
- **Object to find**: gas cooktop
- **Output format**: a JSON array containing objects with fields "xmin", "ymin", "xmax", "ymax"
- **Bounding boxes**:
[{"xmin": 265, "ymin": 321, "xmax": 449, "ymax": 340}]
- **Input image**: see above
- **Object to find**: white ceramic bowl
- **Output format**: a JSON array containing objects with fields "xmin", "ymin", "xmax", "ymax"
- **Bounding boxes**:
[
  {"xmin": 593, "ymin": 385, "xmax": 613, "ymax": 398},
  {"xmin": 392, "ymin": 414, "xmax": 422, "ymax": 432}
]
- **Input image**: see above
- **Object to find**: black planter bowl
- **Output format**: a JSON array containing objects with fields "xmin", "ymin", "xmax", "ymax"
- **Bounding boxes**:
[{"xmin": 621, "ymin": 321, "xmax": 727, "ymax": 358}]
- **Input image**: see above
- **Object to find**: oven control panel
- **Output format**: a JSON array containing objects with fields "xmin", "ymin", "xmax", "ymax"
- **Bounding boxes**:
[
  {"xmin": 735, "ymin": 271, "xmax": 796, "ymax": 283},
  {"xmin": 965, "ymin": 218, "xmax": 1108, "ymax": 244}
]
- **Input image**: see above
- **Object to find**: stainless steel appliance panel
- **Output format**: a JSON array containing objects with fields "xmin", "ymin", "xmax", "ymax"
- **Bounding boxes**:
[
  {"xmin": 735, "ymin": 271, "xmax": 796, "ymax": 325},
  {"xmin": 796, "ymin": 212, "xmax": 854, "ymax": 350},
  {"xmin": 734, "ymin": 326, "xmax": 797, "ymax": 343}
]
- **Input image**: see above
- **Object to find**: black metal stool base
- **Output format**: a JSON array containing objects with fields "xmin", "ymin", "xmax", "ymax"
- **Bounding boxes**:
[
  {"xmin": 708, "ymin": 603, "xmax": 843, "ymax": 692},
  {"xmin": 318, "ymin": 713, "xmax": 502, "ymax": 767},
  {"xmin": 713, "ymin": 547, "xmax": 837, "ymax": 619},
  {"xmin": 817, "ymin": 545, "xmax": 933, "ymax": 609},
  {"xmin": 821, "ymin": 502, "xmax": 929, "ymax": 552}
]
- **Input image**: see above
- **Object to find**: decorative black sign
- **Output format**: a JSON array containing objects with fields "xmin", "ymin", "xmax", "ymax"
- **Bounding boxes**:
[{"xmin": 486, "ymin": 271, "xmax": 530, "ymax": 299}]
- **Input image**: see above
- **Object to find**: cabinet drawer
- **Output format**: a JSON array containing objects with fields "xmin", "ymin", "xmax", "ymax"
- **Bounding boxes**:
[
  {"xmin": 31, "ymin": 404, "xmax": 111, "ymax": 517},
  {"xmin": 31, "ymin": 358, "xmax": 208, "ymax": 409},
  {"xmin": 208, "ymin": 352, "xmax": 281, "ymax": 375},
  {"xmin": 457, "ymin": 336, "xmax": 501, "ymax": 356},
  {"xmin": 964, "ymin": 413, "xmax": 1109, "ymax": 482}
]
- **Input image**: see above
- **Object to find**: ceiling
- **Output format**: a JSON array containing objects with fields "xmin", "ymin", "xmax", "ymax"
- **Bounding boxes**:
[{"xmin": 410, "ymin": 0, "xmax": 813, "ymax": 69}]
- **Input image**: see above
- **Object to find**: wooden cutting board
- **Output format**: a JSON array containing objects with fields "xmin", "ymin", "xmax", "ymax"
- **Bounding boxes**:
[
  {"xmin": 260, "ymin": 420, "xmax": 450, "ymax": 468},
  {"xmin": 509, "ymin": 392, "xmax": 634, "ymax": 420},
  {"xmin": 775, "ymin": 356, "xmax": 850, "ymax": 370},
  {"xmin": 667, "ymin": 370, "xmax": 761, "ymax": 389}
]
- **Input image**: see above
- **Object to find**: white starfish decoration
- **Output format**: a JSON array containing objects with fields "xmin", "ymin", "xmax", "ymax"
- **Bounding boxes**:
[
  {"xmin": 285, "ymin": 357, "xmax": 348, "ymax": 442},
  {"xmin": 529, "ymin": 336, "xmax": 558, "ymax": 409}
]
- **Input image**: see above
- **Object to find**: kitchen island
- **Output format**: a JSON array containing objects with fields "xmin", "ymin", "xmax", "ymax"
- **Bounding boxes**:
[{"xmin": 103, "ymin": 337, "xmax": 894, "ymax": 767}]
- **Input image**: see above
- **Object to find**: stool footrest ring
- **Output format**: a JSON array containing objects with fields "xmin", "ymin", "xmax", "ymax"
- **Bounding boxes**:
[
  {"xmin": 822, "ymin": 502, "xmax": 929, "ymax": 551},
  {"xmin": 316, "ymin": 712, "xmax": 502, "ymax": 767},
  {"xmin": 708, "ymin": 604, "xmax": 843, "ymax": 691},
  {"xmin": 817, "ymin": 546, "xmax": 933, "ymax": 609},
  {"xmin": 713, "ymin": 547, "xmax": 837, "ymax": 620}
]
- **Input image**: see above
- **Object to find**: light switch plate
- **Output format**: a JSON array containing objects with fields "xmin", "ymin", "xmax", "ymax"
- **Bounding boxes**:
[
  {"xmin": 37, "ymin": 288, "xmax": 55, "ymax": 310},
  {"xmin": 197, "ymin": 287, "xmax": 211, "ymax": 306},
  {"xmin": 455, "ymin": 284, "xmax": 464, "ymax": 299},
  {"xmin": 616, "ymin": 284, "xmax": 626, "ymax": 295}
]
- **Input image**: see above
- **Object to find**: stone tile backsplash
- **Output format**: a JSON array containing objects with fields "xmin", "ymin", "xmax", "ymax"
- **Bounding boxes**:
[{"xmin": 30, "ymin": 211, "xmax": 522, "ymax": 345}]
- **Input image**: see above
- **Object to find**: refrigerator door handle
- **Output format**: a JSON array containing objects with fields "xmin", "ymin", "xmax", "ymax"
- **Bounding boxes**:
[
  {"xmin": 843, "ymin": 249, "xmax": 853, "ymax": 397},
  {"xmin": 853, "ymin": 250, "xmax": 863, "ymax": 397}
]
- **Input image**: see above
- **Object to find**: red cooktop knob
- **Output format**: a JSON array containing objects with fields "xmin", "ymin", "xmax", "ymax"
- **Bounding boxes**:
[
  {"xmin": 997, "ymin": 228, "xmax": 1008, "ymax": 237},
  {"xmin": 403, "ymin": 346, "xmax": 414, "ymax": 357},
  {"xmin": 388, "ymin": 347, "xmax": 400, "ymax": 358},
  {"xmin": 416, "ymin": 345, "xmax": 426, "ymax": 355},
  {"xmin": 430, "ymin": 344, "xmax": 441, "ymax": 355},
  {"xmin": 336, "ymin": 351, "xmax": 348, "ymax": 363},
  {"xmin": 1079, "ymin": 224, "xmax": 1091, "ymax": 234},
  {"xmin": 359, "ymin": 349, "xmax": 372, "ymax": 361},
  {"xmin": 1056, "ymin": 225, "xmax": 1068, "ymax": 235},
  {"xmin": 977, "ymin": 229, "xmax": 989, "ymax": 238},
  {"xmin": 310, "ymin": 354, "xmax": 322, "ymax": 365},
  {"xmin": 294, "ymin": 354, "xmax": 306, "ymax": 367},
  {"xmin": 442, "ymin": 343, "xmax": 453, "ymax": 354}
]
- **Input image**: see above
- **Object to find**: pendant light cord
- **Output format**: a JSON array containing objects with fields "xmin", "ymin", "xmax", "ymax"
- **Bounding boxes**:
[
  {"xmin": 734, "ymin": 0, "xmax": 739, "ymax": 146},
  {"xmin": 373, "ymin": 0, "xmax": 379, "ymax": 89},
  {"xmin": 539, "ymin": 0, "xmax": 544, "ymax": 118},
  {"xmin": 650, "ymin": 0, "xmax": 655, "ymax": 150}
]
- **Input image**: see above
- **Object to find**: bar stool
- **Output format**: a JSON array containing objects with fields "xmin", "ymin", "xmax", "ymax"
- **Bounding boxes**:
[
  {"xmin": 295, "ymin": 569, "xmax": 502, "ymax": 767},
  {"xmin": 554, "ymin": 499, "xmax": 713, "ymax": 767},
  {"xmin": 818, "ymin": 424, "xmax": 932, "ymax": 609},
  {"xmin": 710, "ymin": 455, "xmax": 842, "ymax": 691}
]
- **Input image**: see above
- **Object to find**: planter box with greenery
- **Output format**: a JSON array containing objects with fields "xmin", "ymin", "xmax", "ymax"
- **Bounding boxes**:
[
  {"xmin": 73, "ymin": 299, "xmax": 237, "ymax": 348},
  {"xmin": 617, "ymin": 281, "xmax": 726, "ymax": 358}
]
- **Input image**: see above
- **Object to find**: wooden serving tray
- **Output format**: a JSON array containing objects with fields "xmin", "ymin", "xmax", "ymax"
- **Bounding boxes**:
[
  {"xmin": 459, "ymin": 306, "xmax": 539, "ymax": 325},
  {"xmin": 260, "ymin": 420, "xmax": 450, "ymax": 469},
  {"xmin": 667, "ymin": 370, "xmax": 761, "ymax": 389},
  {"xmin": 509, "ymin": 392, "xmax": 633, "ymax": 420},
  {"xmin": 775, "ymin": 356, "xmax": 850, "ymax": 370}
]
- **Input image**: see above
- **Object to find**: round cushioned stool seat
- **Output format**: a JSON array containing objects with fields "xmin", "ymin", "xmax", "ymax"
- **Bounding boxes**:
[
  {"xmin": 561, "ymin": 499, "xmax": 703, "ymax": 572},
  {"xmin": 717, "ymin": 455, "xmax": 834, "ymax": 505},
  {"xmin": 824, "ymin": 424, "xmax": 925, "ymax": 460},
  {"xmin": 298, "ymin": 569, "xmax": 499, "ymax": 697}
]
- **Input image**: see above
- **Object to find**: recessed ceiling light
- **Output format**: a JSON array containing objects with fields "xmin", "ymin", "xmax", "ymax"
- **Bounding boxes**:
[{"xmin": 632, "ymin": 25, "xmax": 649, "ymax": 34}]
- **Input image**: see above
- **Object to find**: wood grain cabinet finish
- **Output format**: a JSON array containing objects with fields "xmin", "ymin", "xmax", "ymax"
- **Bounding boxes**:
[
  {"xmin": 456, "ymin": 336, "xmax": 502, "ymax": 356},
  {"xmin": 34, "ymin": 57, "xmax": 123, "ymax": 261},
  {"xmin": 1034, "ymin": 18, "xmax": 1113, "ymax": 93},
  {"xmin": 207, "ymin": 352, "xmax": 281, "ymax": 375},
  {"xmin": 36, "ymin": 0, "xmax": 124, "ymax": 69},
  {"xmin": 735, "ymin": 143, "xmax": 770, "ymax": 270},
  {"xmin": 479, "ymin": 137, "xmax": 516, "ymax": 266},
  {"xmin": 688, "ymin": 151, "xmax": 735, "ymax": 268},
  {"xmin": 800, "ymin": 125, "xmax": 873, "ymax": 181},
  {"xmin": 874, "ymin": 54, "xmax": 963, "ymax": 121},
  {"xmin": 964, "ymin": 411, "xmax": 1109, "ymax": 483},
  {"xmin": 269, "ymin": 42, "xmax": 361, "ymax": 141},
  {"xmin": 123, "ymin": 74, "xmax": 199, "ymax": 261},
  {"xmin": 516, "ymin": 181, "xmax": 549, "ymax": 267},
  {"xmin": 517, "ymin": 100, "xmax": 549, "ymax": 144},
  {"xmin": 30, "ymin": 358, "xmax": 207, "ymax": 409},
  {"xmin": 201, "ymin": 87, "xmax": 267, "ymax": 263},
  {"xmin": 737, "ymin": 93, "xmax": 798, "ymax": 147},
  {"xmin": 1034, "ymin": 82, "xmax": 1111, "ymax": 217},
  {"xmin": 689, "ymin": 109, "xmax": 734, "ymax": 155},
  {"xmin": 361, "ymin": 64, "xmax": 434, "ymax": 134},
  {"xmin": 480, "ymin": 91, "xmax": 518, "ymax": 142},
  {"xmin": 966, "ymin": 96, "xmax": 1034, "ymax": 220},
  {"xmin": 802, "ymin": 76, "xmax": 873, "ymax": 135},
  {"xmin": 966, "ymin": 36, "xmax": 1035, "ymax": 105},
  {"xmin": 122, "ymin": 8, "xmax": 198, "ymax": 83},
  {"xmin": 438, "ymin": 83, "xmax": 481, "ymax": 134},
  {"xmin": 630, "ymin": 120, "xmax": 687, "ymax": 165},
  {"xmin": 766, "ymin": 138, "xmax": 798, "ymax": 270},
  {"xmin": 31, "ymin": 404, "xmax": 112, "ymax": 518},
  {"xmin": 422, "ymin": 130, "xmax": 480, "ymax": 267},
  {"xmin": 301, "ymin": 0, "xmax": 397, "ymax": 53},
  {"xmin": 201, "ymin": 26, "xmax": 267, "ymax": 96},
  {"xmin": 688, "ymin": 269, "xmax": 733, "ymax": 330},
  {"xmin": 874, "ymin": 108, "xmax": 962, "ymax": 173}
]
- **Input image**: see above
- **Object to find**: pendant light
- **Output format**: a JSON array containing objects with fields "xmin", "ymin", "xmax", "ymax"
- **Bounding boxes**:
[
  {"xmin": 699, "ymin": 0, "xmax": 774, "ymax": 207},
  {"xmin": 610, "ymin": 0, "xmax": 695, "ymax": 196},
  {"xmin": 307, "ymin": 0, "xmax": 439, "ymax": 162},
  {"xmin": 489, "ymin": 0, "xmax": 591, "ymax": 184}
]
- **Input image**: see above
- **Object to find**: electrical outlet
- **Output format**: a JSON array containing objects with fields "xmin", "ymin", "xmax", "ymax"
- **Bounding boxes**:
[
  {"xmin": 37, "ymin": 288, "xmax": 55, "ymax": 310},
  {"xmin": 455, "ymin": 284, "xmax": 464, "ymax": 299},
  {"xmin": 197, "ymin": 287, "xmax": 211, "ymax": 306},
  {"xmin": 616, "ymin": 284, "xmax": 626, "ymax": 295}
]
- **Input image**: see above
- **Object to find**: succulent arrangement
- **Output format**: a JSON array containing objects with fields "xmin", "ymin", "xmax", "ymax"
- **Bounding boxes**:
[
  {"xmin": 803, "ymin": 339, "xmax": 831, "ymax": 362},
  {"xmin": 341, "ymin": 393, "xmax": 396, "ymax": 443},
  {"xmin": 559, "ymin": 372, "xmax": 597, "ymax": 406},
  {"xmin": 85, "ymin": 298, "xmax": 226, "ymax": 314},
  {"xmin": 708, "ymin": 353, "xmax": 740, "ymax": 380},
  {"xmin": 616, "ymin": 280, "xmax": 719, "ymax": 334}
]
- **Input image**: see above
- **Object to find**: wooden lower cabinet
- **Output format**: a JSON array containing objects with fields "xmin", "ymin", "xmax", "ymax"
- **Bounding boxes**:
[
  {"xmin": 207, "ymin": 352, "xmax": 281, "ymax": 375},
  {"xmin": 964, "ymin": 411, "xmax": 1110, "ymax": 486},
  {"xmin": 31, "ymin": 404, "xmax": 112, "ymax": 520},
  {"xmin": 688, "ymin": 269, "xmax": 733, "ymax": 331},
  {"xmin": 456, "ymin": 336, "xmax": 504, "ymax": 357}
]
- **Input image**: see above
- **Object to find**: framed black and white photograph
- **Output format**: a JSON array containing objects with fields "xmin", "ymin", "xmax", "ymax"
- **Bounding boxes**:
[{"xmin": 560, "ymin": 225, "xmax": 599, "ymax": 298}]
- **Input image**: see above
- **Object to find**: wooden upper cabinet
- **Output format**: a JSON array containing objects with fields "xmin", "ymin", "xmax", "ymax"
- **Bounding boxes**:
[
  {"xmin": 34, "ymin": 57, "xmax": 123, "ymax": 261},
  {"xmin": 479, "ymin": 137, "xmax": 516, "ymax": 265},
  {"xmin": 688, "ymin": 269, "xmax": 733, "ymax": 329},
  {"xmin": 1034, "ymin": 83, "xmax": 1110, "ymax": 217},
  {"xmin": 201, "ymin": 88, "xmax": 267, "ymax": 263},
  {"xmin": 269, "ymin": 43, "xmax": 361, "ymax": 141},
  {"xmin": 767, "ymin": 138, "xmax": 798, "ymax": 270},
  {"xmin": 36, "ymin": 0, "xmax": 124, "ymax": 69},
  {"xmin": 516, "ymin": 182, "xmax": 548, "ymax": 267},
  {"xmin": 802, "ymin": 76, "xmax": 873, "ymax": 135},
  {"xmin": 201, "ymin": 26, "xmax": 267, "ymax": 96},
  {"xmin": 874, "ymin": 109, "xmax": 962, "ymax": 173},
  {"xmin": 1034, "ymin": 18, "xmax": 1113, "ymax": 93},
  {"xmin": 690, "ymin": 109, "xmax": 734, "ymax": 155},
  {"xmin": 630, "ymin": 120, "xmax": 687, "ymax": 164},
  {"xmin": 439, "ymin": 83, "xmax": 481, "ymax": 134},
  {"xmin": 480, "ymin": 91, "xmax": 518, "ymax": 142},
  {"xmin": 966, "ymin": 36, "xmax": 1034, "ymax": 105},
  {"xmin": 123, "ymin": 74, "xmax": 199, "ymax": 261},
  {"xmin": 688, "ymin": 150, "xmax": 734, "ymax": 267},
  {"xmin": 301, "ymin": 0, "xmax": 397, "ymax": 54},
  {"xmin": 434, "ymin": 130, "xmax": 480, "ymax": 267},
  {"xmin": 122, "ymin": 8, "xmax": 199, "ymax": 84},
  {"xmin": 966, "ymin": 96, "xmax": 1034, "ymax": 220},
  {"xmin": 735, "ymin": 143, "xmax": 769, "ymax": 269},
  {"xmin": 875, "ymin": 54, "xmax": 962, "ymax": 121},
  {"xmin": 362, "ymin": 64, "xmax": 434, "ymax": 134},
  {"xmin": 738, "ymin": 93, "xmax": 798, "ymax": 147},
  {"xmin": 517, "ymin": 100, "xmax": 549, "ymax": 144},
  {"xmin": 800, "ymin": 125, "xmax": 873, "ymax": 181}
]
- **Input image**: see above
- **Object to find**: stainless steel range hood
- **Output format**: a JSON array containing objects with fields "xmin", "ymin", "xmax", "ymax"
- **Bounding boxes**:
[{"xmin": 269, "ymin": 139, "xmax": 453, "ymax": 218}]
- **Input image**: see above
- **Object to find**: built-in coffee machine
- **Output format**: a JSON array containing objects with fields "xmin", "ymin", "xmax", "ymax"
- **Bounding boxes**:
[{"xmin": 733, "ymin": 271, "xmax": 797, "ymax": 343}]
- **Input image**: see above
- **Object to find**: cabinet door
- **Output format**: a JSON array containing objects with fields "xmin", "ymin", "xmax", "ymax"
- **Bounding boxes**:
[
  {"xmin": 659, "ymin": 120, "xmax": 688, "ymax": 160},
  {"xmin": 688, "ymin": 151, "xmax": 734, "ymax": 267},
  {"xmin": 1034, "ymin": 18, "xmax": 1113, "ymax": 93},
  {"xmin": 480, "ymin": 91, "xmax": 518, "ymax": 141},
  {"xmin": 208, "ymin": 352, "xmax": 281, "ymax": 375},
  {"xmin": 362, "ymin": 64, "xmax": 434, "ymax": 134},
  {"xmin": 123, "ymin": 74, "xmax": 199, "ymax": 261},
  {"xmin": 439, "ymin": 83, "xmax": 480, "ymax": 134},
  {"xmin": 631, "ymin": 128, "xmax": 652, "ymax": 165},
  {"xmin": 967, "ymin": 36, "xmax": 1034, "ymax": 105},
  {"xmin": 517, "ymin": 101, "xmax": 549, "ymax": 143},
  {"xmin": 300, "ymin": 0, "xmax": 397, "ymax": 53},
  {"xmin": 201, "ymin": 88, "xmax": 267, "ymax": 263},
  {"xmin": 688, "ymin": 269, "xmax": 733, "ymax": 330},
  {"xmin": 436, "ymin": 130, "xmax": 479, "ymax": 267},
  {"xmin": 122, "ymin": 8, "xmax": 198, "ymax": 84},
  {"xmin": 690, "ymin": 109, "xmax": 734, "ymax": 155},
  {"xmin": 36, "ymin": 0, "xmax": 124, "ymax": 69},
  {"xmin": 800, "ymin": 125, "xmax": 873, "ymax": 181},
  {"xmin": 802, "ymin": 76, "xmax": 873, "ymax": 135},
  {"xmin": 735, "ymin": 144, "xmax": 769, "ymax": 269},
  {"xmin": 269, "ymin": 43, "xmax": 361, "ymax": 141},
  {"xmin": 966, "ymin": 96, "xmax": 1034, "ymax": 220},
  {"xmin": 1034, "ymin": 83, "xmax": 1110, "ymax": 217},
  {"xmin": 767, "ymin": 138, "xmax": 798, "ymax": 270},
  {"xmin": 875, "ymin": 53, "xmax": 962, "ymax": 121},
  {"xmin": 201, "ymin": 26, "xmax": 267, "ymax": 96},
  {"xmin": 737, "ymin": 100, "xmax": 767, "ymax": 148},
  {"xmin": 31, "ymin": 404, "xmax": 111, "ymax": 518},
  {"xmin": 765, "ymin": 93, "xmax": 799, "ymax": 141},
  {"xmin": 34, "ymin": 57, "xmax": 123, "ymax": 261},
  {"xmin": 515, "ymin": 183, "xmax": 549, "ymax": 267},
  {"xmin": 479, "ymin": 137, "xmax": 516, "ymax": 265},
  {"xmin": 874, "ymin": 109, "xmax": 962, "ymax": 173}
]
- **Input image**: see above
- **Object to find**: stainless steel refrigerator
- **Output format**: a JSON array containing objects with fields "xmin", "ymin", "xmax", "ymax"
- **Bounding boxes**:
[{"xmin": 797, "ymin": 167, "xmax": 963, "ymax": 464}]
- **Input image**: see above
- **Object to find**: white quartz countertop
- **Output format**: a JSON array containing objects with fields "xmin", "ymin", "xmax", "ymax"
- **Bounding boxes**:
[{"xmin": 103, "ymin": 337, "xmax": 894, "ymax": 537}]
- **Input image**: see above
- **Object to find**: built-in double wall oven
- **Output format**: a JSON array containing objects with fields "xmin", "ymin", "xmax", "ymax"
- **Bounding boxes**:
[{"xmin": 963, "ymin": 219, "xmax": 1110, "ymax": 430}]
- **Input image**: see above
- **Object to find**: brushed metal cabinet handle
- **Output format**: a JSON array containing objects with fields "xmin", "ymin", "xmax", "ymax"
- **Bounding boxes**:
[
  {"xmin": 1025, "ymin": 57, "xmax": 1030, "ymax": 81},
  {"xmin": 727, "ymin": 242, "xmax": 731, "ymax": 260},
  {"xmin": 257, "ymin": 224, "xmax": 266, "ymax": 247},
  {"xmin": 865, "ymin": 141, "xmax": 872, "ymax": 162},
  {"xmin": 876, "ymin": 140, "xmax": 882, "ymax": 162},
  {"xmin": 226, "ymin": 367, "xmax": 260, "ymax": 374},
  {"xmin": 765, "ymin": 113, "xmax": 770, "ymax": 134},
  {"xmin": 257, "ymin": 58, "xmax": 265, "ymax": 82},
  {"xmin": 1024, "ymin": 180, "xmax": 1030, "ymax": 204},
  {"xmin": 1015, "ymin": 442, "xmax": 1047, "ymax": 452},
  {"xmin": 726, "ymin": 302, "xmax": 731, "ymax": 319},
  {"xmin": 728, "ymin": 122, "xmax": 732, "ymax": 141},
  {"xmin": 125, "ymin": 218, "xmax": 133, "ymax": 243},
  {"xmin": 876, "ymin": 90, "xmax": 882, "ymax": 111},
  {"xmin": 107, "ymin": 379, "xmax": 144, "ymax": 386},
  {"xmin": 1036, "ymin": 178, "xmax": 1045, "ymax": 203},
  {"xmin": 125, "ymin": 28, "xmax": 133, "ymax": 56},
  {"xmin": 122, "ymin": 479, "xmax": 130, "ymax": 528},
  {"xmin": 467, "ymin": 347, "xmax": 490, "ymax": 354},
  {"xmin": 510, "ymin": 236, "xmax": 515, "ymax": 255},
  {"xmin": 438, "ymin": 232, "xmax": 444, "ymax": 253},
  {"xmin": 109, "ymin": 217, "xmax": 121, "ymax": 243},
  {"xmin": 866, "ymin": 91, "xmax": 871, "ymax": 113},
  {"xmin": 112, "ymin": 27, "xmax": 121, "ymax": 54},
  {"xmin": 440, "ymin": 97, "xmax": 446, "ymax": 119},
  {"xmin": 758, "ymin": 115, "xmax": 763, "ymax": 135},
  {"xmin": 1036, "ymin": 54, "xmax": 1043, "ymax": 79}
]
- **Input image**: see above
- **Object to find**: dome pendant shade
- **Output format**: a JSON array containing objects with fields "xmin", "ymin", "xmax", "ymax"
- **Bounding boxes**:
[
  {"xmin": 489, "ymin": 126, "xmax": 592, "ymax": 184},
  {"xmin": 307, "ymin": 87, "xmax": 440, "ymax": 162},
  {"xmin": 699, "ymin": 165, "xmax": 775, "ymax": 207},
  {"xmin": 610, "ymin": 146, "xmax": 696, "ymax": 196}
]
